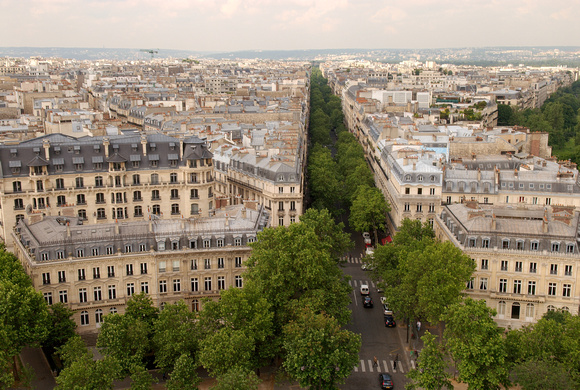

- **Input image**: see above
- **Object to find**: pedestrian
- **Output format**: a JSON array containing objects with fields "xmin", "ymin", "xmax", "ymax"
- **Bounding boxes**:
[
  {"xmin": 393, "ymin": 358, "xmax": 397, "ymax": 370},
  {"xmin": 417, "ymin": 320, "xmax": 421, "ymax": 333},
  {"xmin": 373, "ymin": 356, "xmax": 378, "ymax": 367}
]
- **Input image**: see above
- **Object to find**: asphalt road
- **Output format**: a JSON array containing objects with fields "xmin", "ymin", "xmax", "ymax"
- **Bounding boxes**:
[{"xmin": 339, "ymin": 231, "xmax": 410, "ymax": 390}]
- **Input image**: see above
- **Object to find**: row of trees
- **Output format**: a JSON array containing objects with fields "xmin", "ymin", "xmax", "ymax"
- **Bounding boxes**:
[
  {"xmin": 55, "ymin": 209, "xmax": 362, "ymax": 390},
  {"xmin": 0, "ymin": 245, "xmax": 76, "ymax": 389},
  {"xmin": 497, "ymin": 79, "xmax": 580, "ymax": 162},
  {"xmin": 307, "ymin": 67, "xmax": 390, "ymax": 241}
]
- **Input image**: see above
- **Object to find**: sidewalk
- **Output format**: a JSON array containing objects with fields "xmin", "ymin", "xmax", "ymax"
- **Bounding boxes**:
[{"xmin": 15, "ymin": 347, "xmax": 56, "ymax": 390}]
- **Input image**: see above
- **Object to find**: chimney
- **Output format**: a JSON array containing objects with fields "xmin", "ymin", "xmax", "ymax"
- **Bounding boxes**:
[
  {"xmin": 141, "ymin": 134, "xmax": 148, "ymax": 156},
  {"xmin": 115, "ymin": 219, "xmax": 119, "ymax": 235},
  {"xmin": 477, "ymin": 168, "xmax": 481, "ymax": 182},
  {"xmin": 412, "ymin": 162, "xmax": 416, "ymax": 171},
  {"xmin": 241, "ymin": 207, "xmax": 247, "ymax": 219},
  {"xmin": 514, "ymin": 168, "xmax": 518, "ymax": 177},
  {"xmin": 43, "ymin": 139, "xmax": 50, "ymax": 160},
  {"xmin": 179, "ymin": 138, "xmax": 184, "ymax": 160},
  {"xmin": 66, "ymin": 221, "xmax": 71, "ymax": 238},
  {"xmin": 103, "ymin": 137, "xmax": 110, "ymax": 158},
  {"xmin": 491, "ymin": 213, "xmax": 496, "ymax": 230}
]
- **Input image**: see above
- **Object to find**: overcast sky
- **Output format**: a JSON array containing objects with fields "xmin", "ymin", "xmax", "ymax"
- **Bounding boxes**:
[{"xmin": 2, "ymin": 0, "xmax": 579, "ymax": 52}]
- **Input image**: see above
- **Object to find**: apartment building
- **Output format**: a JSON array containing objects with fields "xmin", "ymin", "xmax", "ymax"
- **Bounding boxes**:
[
  {"xmin": 0, "ymin": 133, "xmax": 215, "ymax": 248},
  {"xmin": 12, "ymin": 204, "xmax": 269, "ymax": 333},
  {"xmin": 435, "ymin": 202, "xmax": 580, "ymax": 329}
]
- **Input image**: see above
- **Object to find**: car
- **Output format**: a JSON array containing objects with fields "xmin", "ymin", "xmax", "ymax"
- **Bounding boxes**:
[
  {"xmin": 379, "ymin": 373, "xmax": 394, "ymax": 389},
  {"xmin": 361, "ymin": 262, "xmax": 375, "ymax": 271},
  {"xmin": 384, "ymin": 315, "xmax": 396, "ymax": 327},
  {"xmin": 360, "ymin": 284, "xmax": 369, "ymax": 295},
  {"xmin": 363, "ymin": 295, "xmax": 373, "ymax": 308},
  {"xmin": 382, "ymin": 304, "xmax": 393, "ymax": 316}
]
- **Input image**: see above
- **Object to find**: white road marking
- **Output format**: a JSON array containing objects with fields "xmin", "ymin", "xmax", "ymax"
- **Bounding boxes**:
[{"xmin": 360, "ymin": 359, "xmax": 366, "ymax": 372}]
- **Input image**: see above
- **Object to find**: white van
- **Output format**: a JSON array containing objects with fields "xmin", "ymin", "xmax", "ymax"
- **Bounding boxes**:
[{"xmin": 360, "ymin": 284, "xmax": 369, "ymax": 295}]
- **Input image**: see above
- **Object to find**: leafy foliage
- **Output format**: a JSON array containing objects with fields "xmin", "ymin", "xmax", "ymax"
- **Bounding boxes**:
[
  {"xmin": 406, "ymin": 332, "xmax": 452, "ymax": 390},
  {"xmin": 282, "ymin": 309, "xmax": 360, "ymax": 390},
  {"xmin": 210, "ymin": 366, "xmax": 261, "ymax": 390}
]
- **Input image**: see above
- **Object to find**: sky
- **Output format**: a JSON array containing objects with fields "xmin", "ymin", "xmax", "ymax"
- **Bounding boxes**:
[{"xmin": 1, "ymin": 0, "xmax": 579, "ymax": 52}]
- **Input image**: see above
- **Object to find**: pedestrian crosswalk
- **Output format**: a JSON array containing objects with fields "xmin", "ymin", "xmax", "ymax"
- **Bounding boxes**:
[
  {"xmin": 353, "ymin": 358, "xmax": 411, "ymax": 373},
  {"xmin": 348, "ymin": 279, "xmax": 376, "ymax": 289},
  {"xmin": 341, "ymin": 255, "xmax": 364, "ymax": 264}
]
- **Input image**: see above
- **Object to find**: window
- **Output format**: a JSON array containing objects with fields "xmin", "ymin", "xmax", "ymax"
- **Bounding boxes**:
[
  {"xmin": 515, "ymin": 261, "xmax": 522, "ymax": 272},
  {"xmin": 405, "ymin": 188, "xmax": 410, "ymax": 195},
  {"xmin": 173, "ymin": 279, "xmax": 181, "ymax": 292},
  {"xmin": 446, "ymin": 196, "xmax": 452, "ymax": 204},
  {"xmin": 190, "ymin": 189, "xmax": 199, "ymax": 199},
  {"xmin": 565, "ymin": 265, "xmax": 572, "ymax": 276},
  {"xmin": 428, "ymin": 203, "xmax": 435, "ymax": 212},
  {"xmin": 56, "ymin": 178, "xmax": 65, "ymax": 189},
  {"xmin": 416, "ymin": 204, "xmax": 422, "ymax": 212},
  {"xmin": 481, "ymin": 259, "xmax": 488, "ymax": 270},
  {"xmin": 132, "ymin": 174, "xmax": 140, "ymax": 185},
  {"xmin": 59, "ymin": 290, "xmax": 68, "ymax": 303},
  {"xmin": 204, "ymin": 277, "xmax": 212, "ymax": 291},
  {"xmin": 14, "ymin": 198, "xmax": 24, "ymax": 210},
  {"xmin": 192, "ymin": 299, "xmax": 199, "ymax": 312},
  {"xmin": 58, "ymin": 270, "xmax": 66, "ymax": 283},
  {"xmin": 110, "ymin": 307, "xmax": 117, "ymax": 314},
  {"xmin": 234, "ymin": 237, "xmax": 242, "ymax": 246},
  {"xmin": 95, "ymin": 309, "xmax": 103, "ymax": 325},
  {"xmin": 482, "ymin": 238, "xmax": 490, "ymax": 248},
  {"xmin": 547, "ymin": 305, "xmax": 556, "ymax": 312},
  {"xmin": 563, "ymin": 284, "xmax": 571, "ymax": 297},
  {"xmin": 94, "ymin": 287, "xmax": 102, "ymax": 301},
  {"xmin": 43, "ymin": 292, "xmax": 53, "ymax": 305},
  {"xmin": 477, "ymin": 277, "xmax": 487, "ymax": 291},
  {"xmin": 126, "ymin": 283, "xmax": 135, "ymax": 296},
  {"xmin": 466, "ymin": 278, "xmax": 474, "ymax": 290},
  {"xmin": 191, "ymin": 278, "xmax": 198, "ymax": 292},
  {"xmin": 513, "ymin": 280, "xmax": 522, "ymax": 294},
  {"xmin": 502, "ymin": 239, "xmax": 509, "ymax": 249},
  {"xmin": 140, "ymin": 263, "xmax": 148, "ymax": 275},
  {"xmin": 552, "ymin": 242, "xmax": 560, "ymax": 252},
  {"xmin": 203, "ymin": 239, "xmax": 211, "ymax": 248},
  {"xmin": 172, "ymin": 260, "xmax": 179, "ymax": 271},
  {"xmin": 217, "ymin": 258, "xmax": 224, "ymax": 269},
  {"xmin": 141, "ymin": 282, "xmax": 149, "ymax": 294},
  {"xmin": 516, "ymin": 240, "xmax": 524, "ymax": 250},
  {"xmin": 404, "ymin": 203, "xmax": 410, "ymax": 212},
  {"xmin": 528, "ymin": 281, "xmax": 536, "ymax": 295},
  {"xmin": 278, "ymin": 186, "xmax": 284, "ymax": 194},
  {"xmin": 430, "ymin": 188, "xmax": 436, "ymax": 195},
  {"xmin": 566, "ymin": 244, "xmax": 575, "ymax": 254},
  {"xmin": 75, "ymin": 177, "xmax": 84, "ymax": 188},
  {"xmin": 170, "ymin": 173, "xmax": 178, "ymax": 183},
  {"xmin": 12, "ymin": 181, "xmax": 22, "ymax": 192},
  {"xmin": 134, "ymin": 206, "xmax": 143, "ymax": 217},
  {"xmin": 235, "ymin": 257, "xmax": 242, "ymax": 268},
  {"xmin": 93, "ymin": 267, "xmax": 100, "ymax": 279},
  {"xmin": 152, "ymin": 205, "xmax": 160, "ymax": 215},
  {"xmin": 546, "ymin": 197, "xmax": 551, "ymax": 205},
  {"xmin": 279, "ymin": 217, "xmax": 284, "ymax": 226},
  {"xmin": 526, "ymin": 303, "xmax": 534, "ymax": 319},
  {"xmin": 215, "ymin": 238, "xmax": 224, "ymax": 248},
  {"xmin": 108, "ymin": 285, "xmax": 116, "ymax": 300},
  {"xmin": 76, "ymin": 248, "xmax": 85, "ymax": 258},
  {"xmin": 151, "ymin": 190, "xmax": 160, "ymax": 201},
  {"xmin": 106, "ymin": 246, "xmax": 114, "ymax": 255},
  {"xmin": 94, "ymin": 176, "xmax": 103, "ymax": 187},
  {"xmin": 159, "ymin": 280, "xmax": 167, "ymax": 293},
  {"xmin": 80, "ymin": 311, "xmax": 89, "ymax": 326},
  {"xmin": 78, "ymin": 269, "xmax": 85, "ymax": 281},
  {"xmin": 217, "ymin": 276, "xmax": 225, "ymax": 290},
  {"xmin": 190, "ymin": 259, "xmax": 198, "ymax": 270},
  {"xmin": 529, "ymin": 262, "xmax": 537, "ymax": 273},
  {"xmin": 171, "ymin": 189, "xmax": 179, "ymax": 199},
  {"xmin": 501, "ymin": 261, "xmax": 508, "ymax": 271},
  {"xmin": 511, "ymin": 302, "xmax": 520, "ymax": 319},
  {"xmin": 79, "ymin": 288, "xmax": 87, "ymax": 303},
  {"xmin": 126, "ymin": 264, "xmax": 133, "ymax": 276},
  {"xmin": 417, "ymin": 187, "xmax": 423, "ymax": 194},
  {"xmin": 469, "ymin": 238, "xmax": 476, "ymax": 247},
  {"xmin": 204, "ymin": 259, "xmax": 211, "ymax": 270},
  {"xmin": 290, "ymin": 201, "xmax": 296, "ymax": 211},
  {"xmin": 133, "ymin": 191, "xmax": 142, "ymax": 201},
  {"xmin": 235, "ymin": 275, "xmax": 243, "ymax": 288},
  {"xmin": 548, "ymin": 283, "xmax": 557, "ymax": 296},
  {"xmin": 497, "ymin": 301, "xmax": 506, "ymax": 317},
  {"xmin": 499, "ymin": 279, "xmax": 507, "ymax": 293},
  {"xmin": 483, "ymin": 197, "xmax": 489, "ymax": 204},
  {"xmin": 171, "ymin": 204, "xmax": 180, "ymax": 215},
  {"xmin": 530, "ymin": 241, "xmax": 539, "ymax": 251},
  {"xmin": 97, "ymin": 208, "xmax": 106, "ymax": 219},
  {"xmin": 550, "ymin": 264, "xmax": 558, "ymax": 275}
]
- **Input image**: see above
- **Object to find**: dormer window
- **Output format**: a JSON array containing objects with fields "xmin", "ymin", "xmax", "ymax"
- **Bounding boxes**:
[
  {"xmin": 53, "ymin": 147, "xmax": 60, "ymax": 155},
  {"xmin": 169, "ymin": 142, "xmax": 176, "ymax": 150},
  {"xmin": 405, "ymin": 175, "xmax": 411, "ymax": 181},
  {"xmin": 33, "ymin": 147, "xmax": 40, "ymax": 156},
  {"xmin": 73, "ymin": 145, "xmax": 81, "ymax": 154},
  {"xmin": 150, "ymin": 143, "xmax": 156, "ymax": 151},
  {"xmin": 131, "ymin": 144, "xmax": 138, "ymax": 152},
  {"xmin": 10, "ymin": 148, "xmax": 17, "ymax": 157},
  {"xmin": 93, "ymin": 145, "xmax": 100, "ymax": 153}
]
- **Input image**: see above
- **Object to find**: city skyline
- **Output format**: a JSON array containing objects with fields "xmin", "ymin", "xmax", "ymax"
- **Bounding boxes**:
[{"xmin": 2, "ymin": 0, "xmax": 579, "ymax": 52}]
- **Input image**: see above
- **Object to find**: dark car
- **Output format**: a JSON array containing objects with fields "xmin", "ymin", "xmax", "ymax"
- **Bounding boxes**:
[
  {"xmin": 363, "ymin": 295, "xmax": 373, "ymax": 308},
  {"xmin": 379, "ymin": 373, "xmax": 394, "ymax": 389},
  {"xmin": 384, "ymin": 315, "xmax": 396, "ymax": 327}
]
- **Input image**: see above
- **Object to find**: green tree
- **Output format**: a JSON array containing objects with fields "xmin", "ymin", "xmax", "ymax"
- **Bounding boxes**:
[
  {"xmin": 512, "ymin": 359, "xmax": 573, "ymax": 390},
  {"xmin": 349, "ymin": 185, "xmax": 390, "ymax": 244},
  {"xmin": 308, "ymin": 145, "xmax": 342, "ymax": 214},
  {"xmin": 298, "ymin": 208, "xmax": 353, "ymax": 262},
  {"xmin": 199, "ymin": 328, "xmax": 255, "ymax": 376},
  {"xmin": 56, "ymin": 335, "xmax": 121, "ymax": 390},
  {"xmin": 97, "ymin": 313, "xmax": 150, "ymax": 374},
  {"xmin": 0, "ymin": 248, "xmax": 49, "ymax": 388},
  {"xmin": 44, "ymin": 303, "xmax": 77, "ymax": 353},
  {"xmin": 210, "ymin": 366, "xmax": 261, "ymax": 390},
  {"xmin": 282, "ymin": 309, "xmax": 360, "ymax": 390},
  {"xmin": 129, "ymin": 363, "xmax": 155, "ymax": 390},
  {"xmin": 124, "ymin": 292, "xmax": 159, "ymax": 329},
  {"xmin": 406, "ymin": 332, "xmax": 452, "ymax": 390},
  {"xmin": 166, "ymin": 354, "xmax": 200, "ymax": 390},
  {"xmin": 343, "ymin": 162, "xmax": 375, "ymax": 205},
  {"xmin": 152, "ymin": 301, "xmax": 198, "ymax": 374},
  {"xmin": 443, "ymin": 298, "xmax": 510, "ymax": 389}
]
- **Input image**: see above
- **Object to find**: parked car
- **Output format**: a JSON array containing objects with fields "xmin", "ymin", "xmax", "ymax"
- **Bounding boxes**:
[
  {"xmin": 382, "ymin": 304, "xmax": 393, "ymax": 316},
  {"xmin": 384, "ymin": 315, "xmax": 396, "ymax": 327},
  {"xmin": 379, "ymin": 373, "xmax": 394, "ymax": 389},
  {"xmin": 361, "ymin": 262, "xmax": 375, "ymax": 271},
  {"xmin": 363, "ymin": 295, "xmax": 374, "ymax": 308},
  {"xmin": 360, "ymin": 284, "xmax": 369, "ymax": 295}
]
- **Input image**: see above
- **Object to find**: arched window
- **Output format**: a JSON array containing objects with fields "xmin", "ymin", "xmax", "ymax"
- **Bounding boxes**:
[
  {"xmin": 525, "ymin": 303, "xmax": 534, "ymax": 319},
  {"xmin": 497, "ymin": 301, "xmax": 506, "ymax": 317},
  {"xmin": 95, "ymin": 309, "xmax": 103, "ymax": 326},
  {"xmin": 562, "ymin": 306, "xmax": 570, "ymax": 313},
  {"xmin": 80, "ymin": 311, "xmax": 89, "ymax": 326},
  {"xmin": 109, "ymin": 307, "xmax": 117, "ymax": 314},
  {"xmin": 511, "ymin": 302, "xmax": 520, "ymax": 319},
  {"xmin": 547, "ymin": 305, "xmax": 556, "ymax": 312},
  {"xmin": 192, "ymin": 299, "xmax": 199, "ymax": 312}
]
